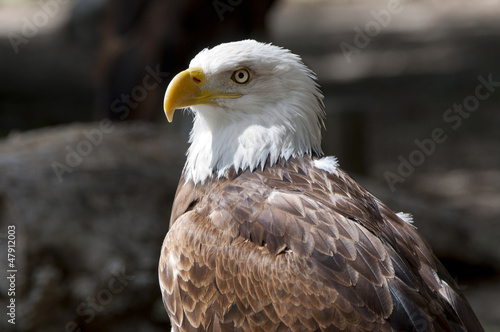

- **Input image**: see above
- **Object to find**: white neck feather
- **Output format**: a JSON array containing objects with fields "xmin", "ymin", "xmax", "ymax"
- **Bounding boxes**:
[{"xmin": 183, "ymin": 98, "xmax": 324, "ymax": 184}]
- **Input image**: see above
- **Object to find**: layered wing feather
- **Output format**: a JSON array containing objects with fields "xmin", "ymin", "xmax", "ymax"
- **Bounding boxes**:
[{"xmin": 159, "ymin": 155, "xmax": 483, "ymax": 332}]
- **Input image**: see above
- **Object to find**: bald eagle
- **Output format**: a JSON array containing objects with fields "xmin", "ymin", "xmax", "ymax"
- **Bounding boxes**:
[{"xmin": 159, "ymin": 40, "xmax": 483, "ymax": 332}]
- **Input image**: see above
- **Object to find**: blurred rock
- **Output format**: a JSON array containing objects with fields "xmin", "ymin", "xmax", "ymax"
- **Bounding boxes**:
[{"xmin": 0, "ymin": 122, "xmax": 186, "ymax": 332}]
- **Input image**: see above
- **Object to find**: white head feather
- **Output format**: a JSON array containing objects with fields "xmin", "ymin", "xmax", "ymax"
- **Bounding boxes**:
[{"xmin": 183, "ymin": 40, "xmax": 325, "ymax": 184}]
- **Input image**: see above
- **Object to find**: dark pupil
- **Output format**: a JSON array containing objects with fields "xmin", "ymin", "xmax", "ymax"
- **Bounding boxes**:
[{"xmin": 238, "ymin": 72, "xmax": 245, "ymax": 79}]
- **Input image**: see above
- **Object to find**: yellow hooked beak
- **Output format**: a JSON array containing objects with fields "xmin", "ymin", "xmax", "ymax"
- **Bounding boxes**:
[{"xmin": 163, "ymin": 67, "xmax": 242, "ymax": 122}]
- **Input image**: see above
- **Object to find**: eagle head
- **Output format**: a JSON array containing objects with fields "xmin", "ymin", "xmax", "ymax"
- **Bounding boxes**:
[{"xmin": 164, "ymin": 40, "xmax": 325, "ymax": 184}]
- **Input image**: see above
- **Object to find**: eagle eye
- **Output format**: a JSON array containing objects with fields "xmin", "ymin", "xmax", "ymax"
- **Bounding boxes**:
[{"xmin": 231, "ymin": 68, "xmax": 250, "ymax": 84}]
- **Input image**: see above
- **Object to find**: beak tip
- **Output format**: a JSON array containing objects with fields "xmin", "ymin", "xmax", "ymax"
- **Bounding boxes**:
[
  {"xmin": 165, "ymin": 108, "xmax": 174, "ymax": 123},
  {"xmin": 164, "ymin": 94, "xmax": 175, "ymax": 122}
]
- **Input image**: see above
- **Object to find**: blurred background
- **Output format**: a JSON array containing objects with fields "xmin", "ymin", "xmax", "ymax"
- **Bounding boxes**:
[{"xmin": 0, "ymin": 0, "xmax": 499, "ymax": 331}]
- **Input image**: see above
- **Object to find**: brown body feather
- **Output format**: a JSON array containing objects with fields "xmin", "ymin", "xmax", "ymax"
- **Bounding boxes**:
[{"xmin": 159, "ymin": 155, "xmax": 483, "ymax": 332}]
